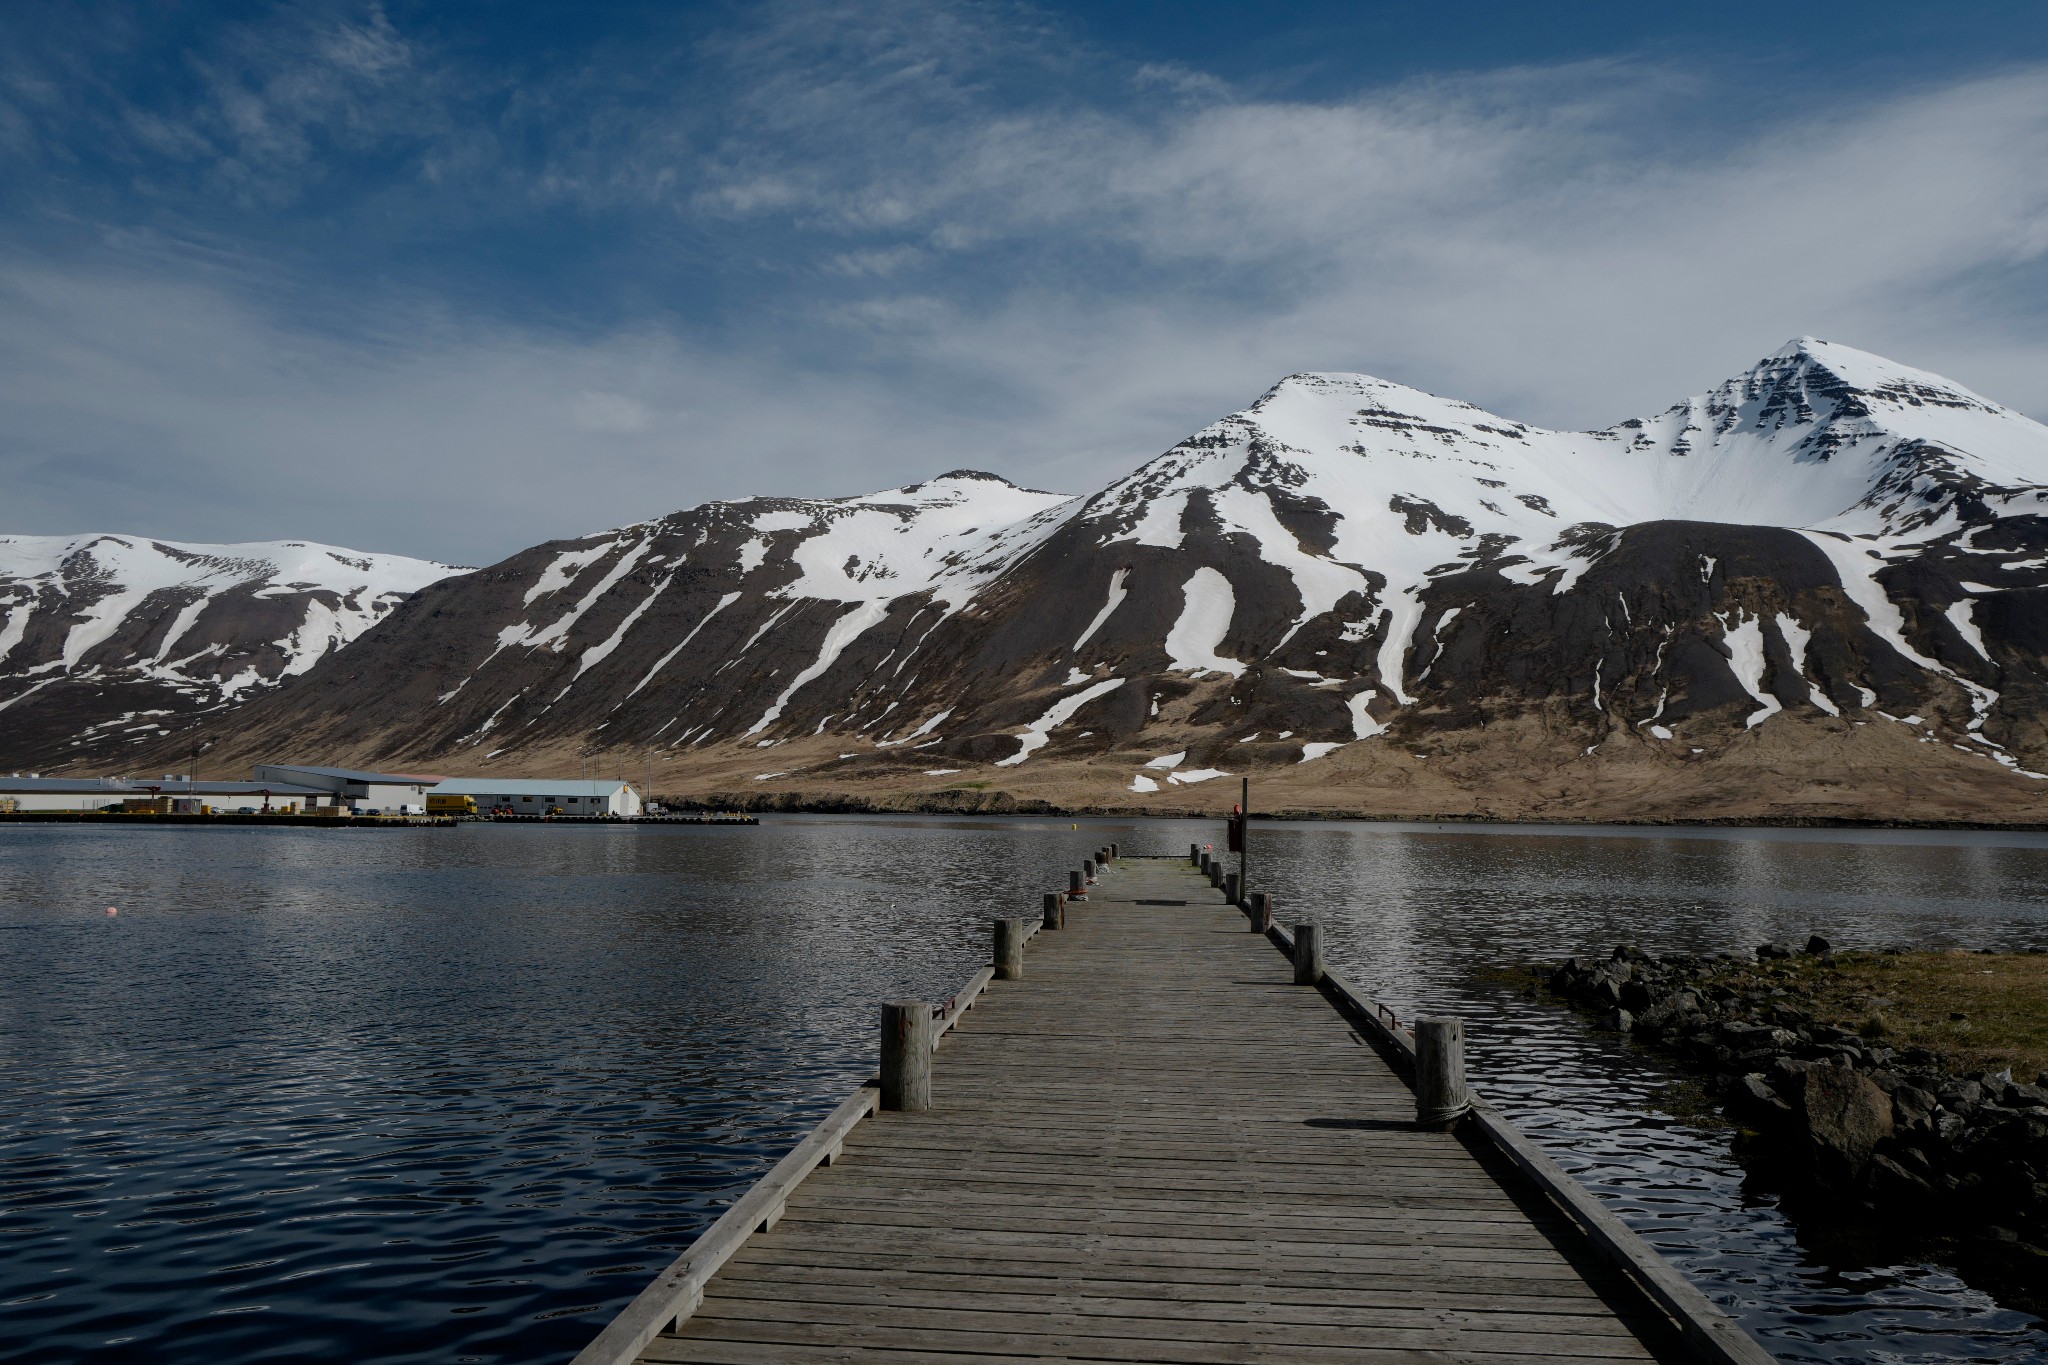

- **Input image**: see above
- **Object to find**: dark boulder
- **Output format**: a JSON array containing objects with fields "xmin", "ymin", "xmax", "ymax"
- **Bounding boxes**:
[
  {"xmin": 1801, "ymin": 1064, "xmax": 1896, "ymax": 1182},
  {"xmin": 1892, "ymin": 1084, "xmax": 1938, "ymax": 1135},
  {"xmin": 1869, "ymin": 1153, "xmax": 1935, "ymax": 1203},
  {"xmin": 1727, "ymin": 1072, "xmax": 1793, "ymax": 1125}
]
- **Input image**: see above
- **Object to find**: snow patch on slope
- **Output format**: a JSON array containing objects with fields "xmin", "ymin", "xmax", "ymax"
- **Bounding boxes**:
[
  {"xmin": 1074, "ymin": 569, "xmax": 1129, "ymax": 652},
  {"xmin": 996, "ymin": 677, "xmax": 1125, "ymax": 766},
  {"xmin": 1163, "ymin": 569, "xmax": 1245, "ymax": 677},
  {"xmin": 747, "ymin": 601, "xmax": 894, "ymax": 736},
  {"xmin": 1716, "ymin": 612, "xmax": 1782, "ymax": 729}
]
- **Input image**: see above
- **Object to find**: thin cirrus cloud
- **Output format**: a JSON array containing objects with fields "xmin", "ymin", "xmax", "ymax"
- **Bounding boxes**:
[{"xmin": 0, "ymin": 0, "xmax": 2044, "ymax": 566}]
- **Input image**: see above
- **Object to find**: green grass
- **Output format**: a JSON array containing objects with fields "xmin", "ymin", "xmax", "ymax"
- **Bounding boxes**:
[{"xmin": 1710, "ymin": 951, "xmax": 2048, "ymax": 1079}]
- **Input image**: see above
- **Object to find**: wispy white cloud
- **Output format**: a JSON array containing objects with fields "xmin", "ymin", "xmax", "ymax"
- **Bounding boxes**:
[{"xmin": 0, "ymin": 0, "xmax": 2044, "ymax": 566}]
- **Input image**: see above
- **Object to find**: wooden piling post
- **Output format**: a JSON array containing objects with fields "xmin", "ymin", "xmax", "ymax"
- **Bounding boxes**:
[
  {"xmin": 1043, "ymin": 891, "xmax": 1064, "ymax": 930},
  {"xmin": 1069, "ymin": 869, "xmax": 1085, "ymax": 897},
  {"xmin": 1083, "ymin": 857, "xmax": 1096, "ymax": 883},
  {"xmin": 1415, "ymin": 1018, "xmax": 1471, "ymax": 1130},
  {"xmin": 1224, "ymin": 871, "xmax": 1240, "ymax": 905},
  {"xmin": 1250, "ymin": 892, "xmax": 1272, "ymax": 933},
  {"xmin": 994, "ymin": 918, "xmax": 1025, "ymax": 980},
  {"xmin": 1209, "ymin": 863, "xmax": 1224, "ymax": 890},
  {"xmin": 1110, "ymin": 841, "xmax": 1119, "ymax": 858},
  {"xmin": 1292, "ymin": 924, "xmax": 1322, "ymax": 986},
  {"xmin": 1189, "ymin": 842, "xmax": 1200, "ymax": 865},
  {"xmin": 879, "ymin": 1002, "xmax": 933, "ymax": 1112}
]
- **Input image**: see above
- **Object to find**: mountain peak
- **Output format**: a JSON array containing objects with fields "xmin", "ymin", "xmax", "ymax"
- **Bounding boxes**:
[{"xmin": 1753, "ymin": 337, "xmax": 2001, "ymax": 414}]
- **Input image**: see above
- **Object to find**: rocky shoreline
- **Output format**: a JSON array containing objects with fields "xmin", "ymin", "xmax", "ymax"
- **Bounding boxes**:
[
  {"xmin": 1546, "ymin": 943, "xmax": 2048, "ymax": 1311},
  {"xmin": 683, "ymin": 789, "xmax": 2048, "ymax": 829}
]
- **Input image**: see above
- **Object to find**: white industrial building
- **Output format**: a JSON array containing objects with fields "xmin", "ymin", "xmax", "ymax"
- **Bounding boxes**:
[
  {"xmin": 251, "ymin": 765, "xmax": 443, "ymax": 811},
  {"xmin": 0, "ymin": 775, "xmax": 331, "ymax": 812},
  {"xmin": 429, "ymin": 778, "xmax": 642, "ymax": 818}
]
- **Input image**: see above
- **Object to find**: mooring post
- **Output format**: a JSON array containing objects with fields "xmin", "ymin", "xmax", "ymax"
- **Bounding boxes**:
[
  {"xmin": 1239, "ymin": 775, "xmax": 1250, "ymax": 918},
  {"xmin": 994, "ymin": 918, "xmax": 1025, "ymax": 980},
  {"xmin": 1083, "ymin": 857, "xmax": 1096, "ymax": 884},
  {"xmin": 1043, "ymin": 891, "xmax": 1064, "ymax": 930},
  {"xmin": 879, "ymin": 1002, "xmax": 933, "ymax": 1112},
  {"xmin": 1292, "ymin": 923, "xmax": 1322, "ymax": 985},
  {"xmin": 1198, "ymin": 851, "xmax": 1210, "ymax": 875},
  {"xmin": 1415, "ymin": 1018, "xmax": 1472, "ymax": 1130},
  {"xmin": 1189, "ymin": 842, "xmax": 1200, "ymax": 866},
  {"xmin": 1069, "ymin": 868, "xmax": 1085, "ymax": 897},
  {"xmin": 1208, "ymin": 863, "xmax": 1224, "ymax": 890},
  {"xmin": 1224, "ymin": 871, "xmax": 1240, "ymax": 905},
  {"xmin": 1110, "ymin": 841, "xmax": 1120, "ymax": 859},
  {"xmin": 1250, "ymin": 891, "xmax": 1272, "ymax": 933}
]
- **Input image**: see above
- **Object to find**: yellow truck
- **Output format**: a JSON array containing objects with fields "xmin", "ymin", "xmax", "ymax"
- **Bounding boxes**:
[{"xmin": 426, "ymin": 793, "xmax": 477, "ymax": 818}]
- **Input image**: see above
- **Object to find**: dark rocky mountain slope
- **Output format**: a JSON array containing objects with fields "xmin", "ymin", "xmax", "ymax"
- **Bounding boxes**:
[
  {"xmin": 90, "ymin": 339, "xmax": 2048, "ymax": 820},
  {"xmin": 0, "ymin": 536, "xmax": 456, "ymax": 770}
]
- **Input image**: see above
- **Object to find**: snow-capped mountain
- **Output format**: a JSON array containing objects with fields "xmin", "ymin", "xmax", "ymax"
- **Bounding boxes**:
[
  {"xmin": 66, "ymin": 339, "xmax": 2048, "ymax": 816},
  {"xmin": 0, "ymin": 535, "xmax": 458, "ymax": 767}
]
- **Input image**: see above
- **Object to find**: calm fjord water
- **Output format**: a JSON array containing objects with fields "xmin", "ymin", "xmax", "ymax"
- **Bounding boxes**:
[{"xmin": 1, "ymin": 817, "xmax": 2044, "ymax": 1364}]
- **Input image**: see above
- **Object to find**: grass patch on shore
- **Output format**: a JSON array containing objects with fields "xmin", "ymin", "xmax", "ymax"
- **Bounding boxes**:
[{"xmin": 1722, "ymin": 951, "xmax": 2048, "ymax": 1079}]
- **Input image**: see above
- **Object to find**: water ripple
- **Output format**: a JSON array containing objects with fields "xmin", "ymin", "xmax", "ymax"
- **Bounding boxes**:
[{"xmin": 1, "ymin": 816, "xmax": 2043, "ymax": 1363}]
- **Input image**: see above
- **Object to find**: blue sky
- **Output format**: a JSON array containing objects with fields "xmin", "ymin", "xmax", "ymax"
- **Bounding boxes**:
[{"xmin": 3, "ymin": 0, "xmax": 2046, "ymax": 564}]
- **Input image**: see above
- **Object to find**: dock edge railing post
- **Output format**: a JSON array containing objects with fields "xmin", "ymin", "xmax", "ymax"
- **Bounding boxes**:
[
  {"xmin": 1292, "ymin": 923, "xmax": 1322, "ymax": 985},
  {"xmin": 1250, "ymin": 891, "xmax": 1272, "ymax": 933},
  {"xmin": 1224, "ymin": 871, "xmax": 1240, "ymax": 906},
  {"xmin": 1043, "ymin": 891, "xmax": 1064, "ymax": 930},
  {"xmin": 879, "ymin": 1002, "xmax": 933, "ymax": 1112},
  {"xmin": 1083, "ymin": 857, "xmax": 1096, "ymax": 884},
  {"xmin": 1068, "ymin": 868, "xmax": 1085, "ymax": 897},
  {"xmin": 1415, "ymin": 1018, "xmax": 1472, "ymax": 1130},
  {"xmin": 1189, "ymin": 842, "xmax": 1200, "ymax": 866},
  {"xmin": 993, "ymin": 918, "xmax": 1025, "ymax": 980}
]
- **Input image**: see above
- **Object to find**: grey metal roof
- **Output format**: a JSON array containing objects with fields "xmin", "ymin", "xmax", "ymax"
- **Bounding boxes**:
[
  {"xmin": 253, "ymin": 764, "xmax": 444, "ymax": 783},
  {"xmin": 0, "ymin": 777, "xmax": 130, "ymax": 792},
  {"xmin": 0, "ymin": 777, "xmax": 328, "ymax": 796},
  {"xmin": 430, "ymin": 778, "xmax": 633, "ymax": 797}
]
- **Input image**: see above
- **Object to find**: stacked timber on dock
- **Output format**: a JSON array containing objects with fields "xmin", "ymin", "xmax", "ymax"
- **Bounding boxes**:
[{"xmin": 576, "ymin": 844, "xmax": 1772, "ymax": 1365}]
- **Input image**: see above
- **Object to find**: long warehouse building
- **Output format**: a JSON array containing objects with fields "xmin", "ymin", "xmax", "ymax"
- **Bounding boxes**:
[{"xmin": 427, "ymin": 778, "xmax": 642, "ymax": 817}]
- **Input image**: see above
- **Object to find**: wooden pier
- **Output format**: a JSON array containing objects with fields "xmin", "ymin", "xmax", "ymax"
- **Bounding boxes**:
[{"xmin": 577, "ymin": 849, "xmax": 1772, "ymax": 1365}]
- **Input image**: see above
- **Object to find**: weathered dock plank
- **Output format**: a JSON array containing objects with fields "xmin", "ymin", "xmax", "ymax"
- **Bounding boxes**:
[{"xmin": 581, "ymin": 854, "xmax": 1766, "ymax": 1365}]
